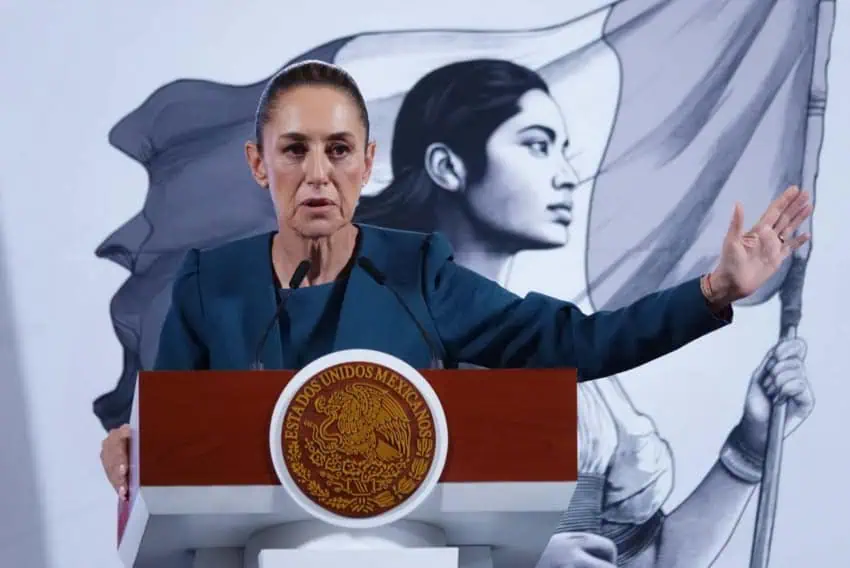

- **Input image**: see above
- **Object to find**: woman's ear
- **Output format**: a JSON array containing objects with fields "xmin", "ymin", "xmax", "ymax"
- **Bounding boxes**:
[
  {"xmin": 362, "ymin": 140, "xmax": 377, "ymax": 187},
  {"xmin": 424, "ymin": 142, "xmax": 467, "ymax": 193},
  {"xmin": 245, "ymin": 141, "xmax": 269, "ymax": 188}
]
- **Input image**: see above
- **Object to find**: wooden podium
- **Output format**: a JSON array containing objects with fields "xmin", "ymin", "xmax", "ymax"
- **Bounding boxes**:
[{"xmin": 118, "ymin": 356, "xmax": 578, "ymax": 568}]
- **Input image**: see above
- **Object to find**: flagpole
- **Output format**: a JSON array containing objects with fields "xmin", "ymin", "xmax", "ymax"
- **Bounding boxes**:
[{"xmin": 748, "ymin": 2, "xmax": 833, "ymax": 566}]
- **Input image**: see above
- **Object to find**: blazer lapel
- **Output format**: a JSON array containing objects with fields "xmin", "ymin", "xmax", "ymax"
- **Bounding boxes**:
[
  {"xmin": 333, "ymin": 225, "xmax": 394, "ymax": 354},
  {"xmin": 238, "ymin": 233, "xmax": 284, "ymax": 370}
]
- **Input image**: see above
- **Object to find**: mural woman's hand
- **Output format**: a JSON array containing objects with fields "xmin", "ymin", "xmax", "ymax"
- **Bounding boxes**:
[
  {"xmin": 707, "ymin": 186, "xmax": 812, "ymax": 306},
  {"xmin": 738, "ymin": 337, "xmax": 815, "ymax": 454},
  {"xmin": 535, "ymin": 533, "xmax": 617, "ymax": 568}
]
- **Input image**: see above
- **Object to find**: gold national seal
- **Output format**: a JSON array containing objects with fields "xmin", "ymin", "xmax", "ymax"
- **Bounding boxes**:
[{"xmin": 280, "ymin": 361, "xmax": 438, "ymax": 518}]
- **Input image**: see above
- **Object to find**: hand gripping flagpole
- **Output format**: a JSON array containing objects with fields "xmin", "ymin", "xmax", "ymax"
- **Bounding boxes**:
[
  {"xmin": 748, "ymin": 256, "xmax": 807, "ymax": 568},
  {"xmin": 748, "ymin": 2, "xmax": 833, "ymax": 566}
]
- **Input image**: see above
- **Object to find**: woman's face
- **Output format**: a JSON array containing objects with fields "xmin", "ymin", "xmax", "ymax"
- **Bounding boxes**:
[
  {"xmin": 466, "ymin": 89, "xmax": 579, "ymax": 249},
  {"xmin": 246, "ymin": 85, "xmax": 375, "ymax": 239}
]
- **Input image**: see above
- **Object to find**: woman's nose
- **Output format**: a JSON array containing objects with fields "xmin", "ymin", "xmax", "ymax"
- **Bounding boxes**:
[
  {"xmin": 554, "ymin": 159, "xmax": 579, "ymax": 191},
  {"xmin": 305, "ymin": 151, "xmax": 331, "ymax": 184}
]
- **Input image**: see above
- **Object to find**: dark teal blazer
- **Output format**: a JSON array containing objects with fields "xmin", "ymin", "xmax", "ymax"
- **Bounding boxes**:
[{"xmin": 153, "ymin": 223, "xmax": 731, "ymax": 384}]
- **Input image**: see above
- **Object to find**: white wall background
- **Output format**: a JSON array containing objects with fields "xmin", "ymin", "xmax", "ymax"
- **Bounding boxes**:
[{"xmin": 0, "ymin": 1, "xmax": 847, "ymax": 567}]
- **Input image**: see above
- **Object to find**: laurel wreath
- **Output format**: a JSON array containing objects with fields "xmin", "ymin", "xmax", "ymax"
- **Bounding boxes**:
[{"xmin": 285, "ymin": 436, "xmax": 435, "ymax": 515}]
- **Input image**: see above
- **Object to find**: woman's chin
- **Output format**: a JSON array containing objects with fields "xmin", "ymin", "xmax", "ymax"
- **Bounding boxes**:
[
  {"xmin": 292, "ymin": 217, "xmax": 347, "ymax": 239},
  {"xmin": 526, "ymin": 224, "xmax": 570, "ymax": 250},
  {"xmin": 479, "ymin": 223, "xmax": 569, "ymax": 253}
]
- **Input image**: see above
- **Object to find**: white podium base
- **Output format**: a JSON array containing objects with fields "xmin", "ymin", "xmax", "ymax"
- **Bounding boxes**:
[
  {"xmin": 258, "ymin": 548, "xmax": 457, "ymax": 568},
  {"xmin": 188, "ymin": 545, "xmax": 495, "ymax": 568},
  {"xmin": 196, "ymin": 520, "xmax": 493, "ymax": 568},
  {"xmin": 188, "ymin": 545, "xmax": 493, "ymax": 568}
]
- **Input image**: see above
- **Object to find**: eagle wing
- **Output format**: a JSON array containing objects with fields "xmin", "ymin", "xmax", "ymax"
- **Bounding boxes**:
[{"xmin": 370, "ymin": 388, "xmax": 412, "ymax": 458}]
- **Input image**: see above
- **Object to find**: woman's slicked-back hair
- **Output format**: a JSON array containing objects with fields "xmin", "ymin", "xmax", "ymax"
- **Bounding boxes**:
[
  {"xmin": 254, "ymin": 59, "xmax": 371, "ymax": 150},
  {"xmin": 356, "ymin": 59, "xmax": 548, "ymax": 232}
]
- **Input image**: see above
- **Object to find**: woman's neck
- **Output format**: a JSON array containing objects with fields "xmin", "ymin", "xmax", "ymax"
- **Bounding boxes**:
[
  {"xmin": 272, "ymin": 223, "xmax": 358, "ymax": 287},
  {"xmin": 435, "ymin": 207, "xmax": 514, "ymax": 283}
]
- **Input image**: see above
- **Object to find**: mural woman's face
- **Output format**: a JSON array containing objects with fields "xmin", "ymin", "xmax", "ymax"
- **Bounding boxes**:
[
  {"xmin": 466, "ymin": 89, "xmax": 579, "ymax": 249},
  {"xmin": 246, "ymin": 85, "xmax": 375, "ymax": 239}
]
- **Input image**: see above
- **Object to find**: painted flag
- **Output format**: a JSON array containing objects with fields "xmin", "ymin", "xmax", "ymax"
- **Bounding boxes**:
[{"xmin": 93, "ymin": 0, "xmax": 833, "ymax": 429}]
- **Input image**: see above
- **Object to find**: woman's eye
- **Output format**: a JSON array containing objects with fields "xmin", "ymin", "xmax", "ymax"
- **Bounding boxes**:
[
  {"xmin": 283, "ymin": 143, "xmax": 307, "ymax": 156},
  {"xmin": 524, "ymin": 140, "xmax": 549, "ymax": 156},
  {"xmin": 328, "ymin": 144, "xmax": 351, "ymax": 158}
]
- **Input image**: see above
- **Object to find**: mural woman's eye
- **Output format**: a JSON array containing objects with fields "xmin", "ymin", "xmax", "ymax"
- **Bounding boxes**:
[{"xmin": 524, "ymin": 140, "xmax": 549, "ymax": 157}]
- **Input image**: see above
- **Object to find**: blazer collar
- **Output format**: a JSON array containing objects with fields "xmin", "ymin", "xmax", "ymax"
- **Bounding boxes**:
[{"xmin": 243, "ymin": 224, "xmax": 390, "ymax": 370}]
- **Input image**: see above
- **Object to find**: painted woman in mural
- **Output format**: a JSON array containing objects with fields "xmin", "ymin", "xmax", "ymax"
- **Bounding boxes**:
[{"xmin": 355, "ymin": 59, "xmax": 814, "ymax": 567}]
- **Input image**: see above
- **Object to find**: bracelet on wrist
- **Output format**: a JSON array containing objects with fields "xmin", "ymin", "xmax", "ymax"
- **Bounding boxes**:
[
  {"xmin": 718, "ymin": 424, "xmax": 764, "ymax": 484},
  {"xmin": 703, "ymin": 272, "xmax": 715, "ymax": 298}
]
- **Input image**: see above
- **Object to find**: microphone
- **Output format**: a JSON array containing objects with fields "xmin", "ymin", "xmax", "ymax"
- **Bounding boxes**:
[
  {"xmin": 356, "ymin": 257, "xmax": 444, "ymax": 369},
  {"xmin": 250, "ymin": 259, "xmax": 312, "ymax": 370}
]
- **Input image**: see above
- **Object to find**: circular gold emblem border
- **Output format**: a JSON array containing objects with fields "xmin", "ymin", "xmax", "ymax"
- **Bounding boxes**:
[
  {"xmin": 268, "ymin": 349, "xmax": 449, "ymax": 529},
  {"xmin": 281, "ymin": 361, "xmax": 437, "ymax": 519}
]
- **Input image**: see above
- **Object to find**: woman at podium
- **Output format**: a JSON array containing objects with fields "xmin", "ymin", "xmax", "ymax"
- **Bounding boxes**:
[{"xmin": 101, "ymin": 60, "xmax": 813, "ymax": 567}]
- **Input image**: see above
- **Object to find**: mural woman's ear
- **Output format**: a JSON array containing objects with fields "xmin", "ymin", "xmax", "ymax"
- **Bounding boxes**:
[
  {"xmin": 424, "ymin": 142, "xmax": 467, "ymax": 193},
  {"xmin": 244, "ymin": 140, "xmax": 269, "ymax": 189}
]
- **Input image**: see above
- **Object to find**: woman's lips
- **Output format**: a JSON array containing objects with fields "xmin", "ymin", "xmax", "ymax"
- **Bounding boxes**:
[
  {"xmin": 304, "ymin": 198, "xmax": 334, "ymax": 207},
  {"xmin": 548, "ymin": 203, "xmax": 573, "ymax": 225}
]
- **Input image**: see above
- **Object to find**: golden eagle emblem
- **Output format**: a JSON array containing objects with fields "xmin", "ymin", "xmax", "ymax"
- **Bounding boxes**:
[
  {"xmin": 281, "ymin": 362, "xmax": 437, "ymax": 518},
  {"xmin": 310, "ymin": 383, "xmax": 412, "ymax": 465}
]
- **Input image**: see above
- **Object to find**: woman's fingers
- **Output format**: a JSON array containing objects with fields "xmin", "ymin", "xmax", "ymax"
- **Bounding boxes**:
[{"xmin": 101, "ymin": 425, "xmax": 131, "ymax": 496}]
